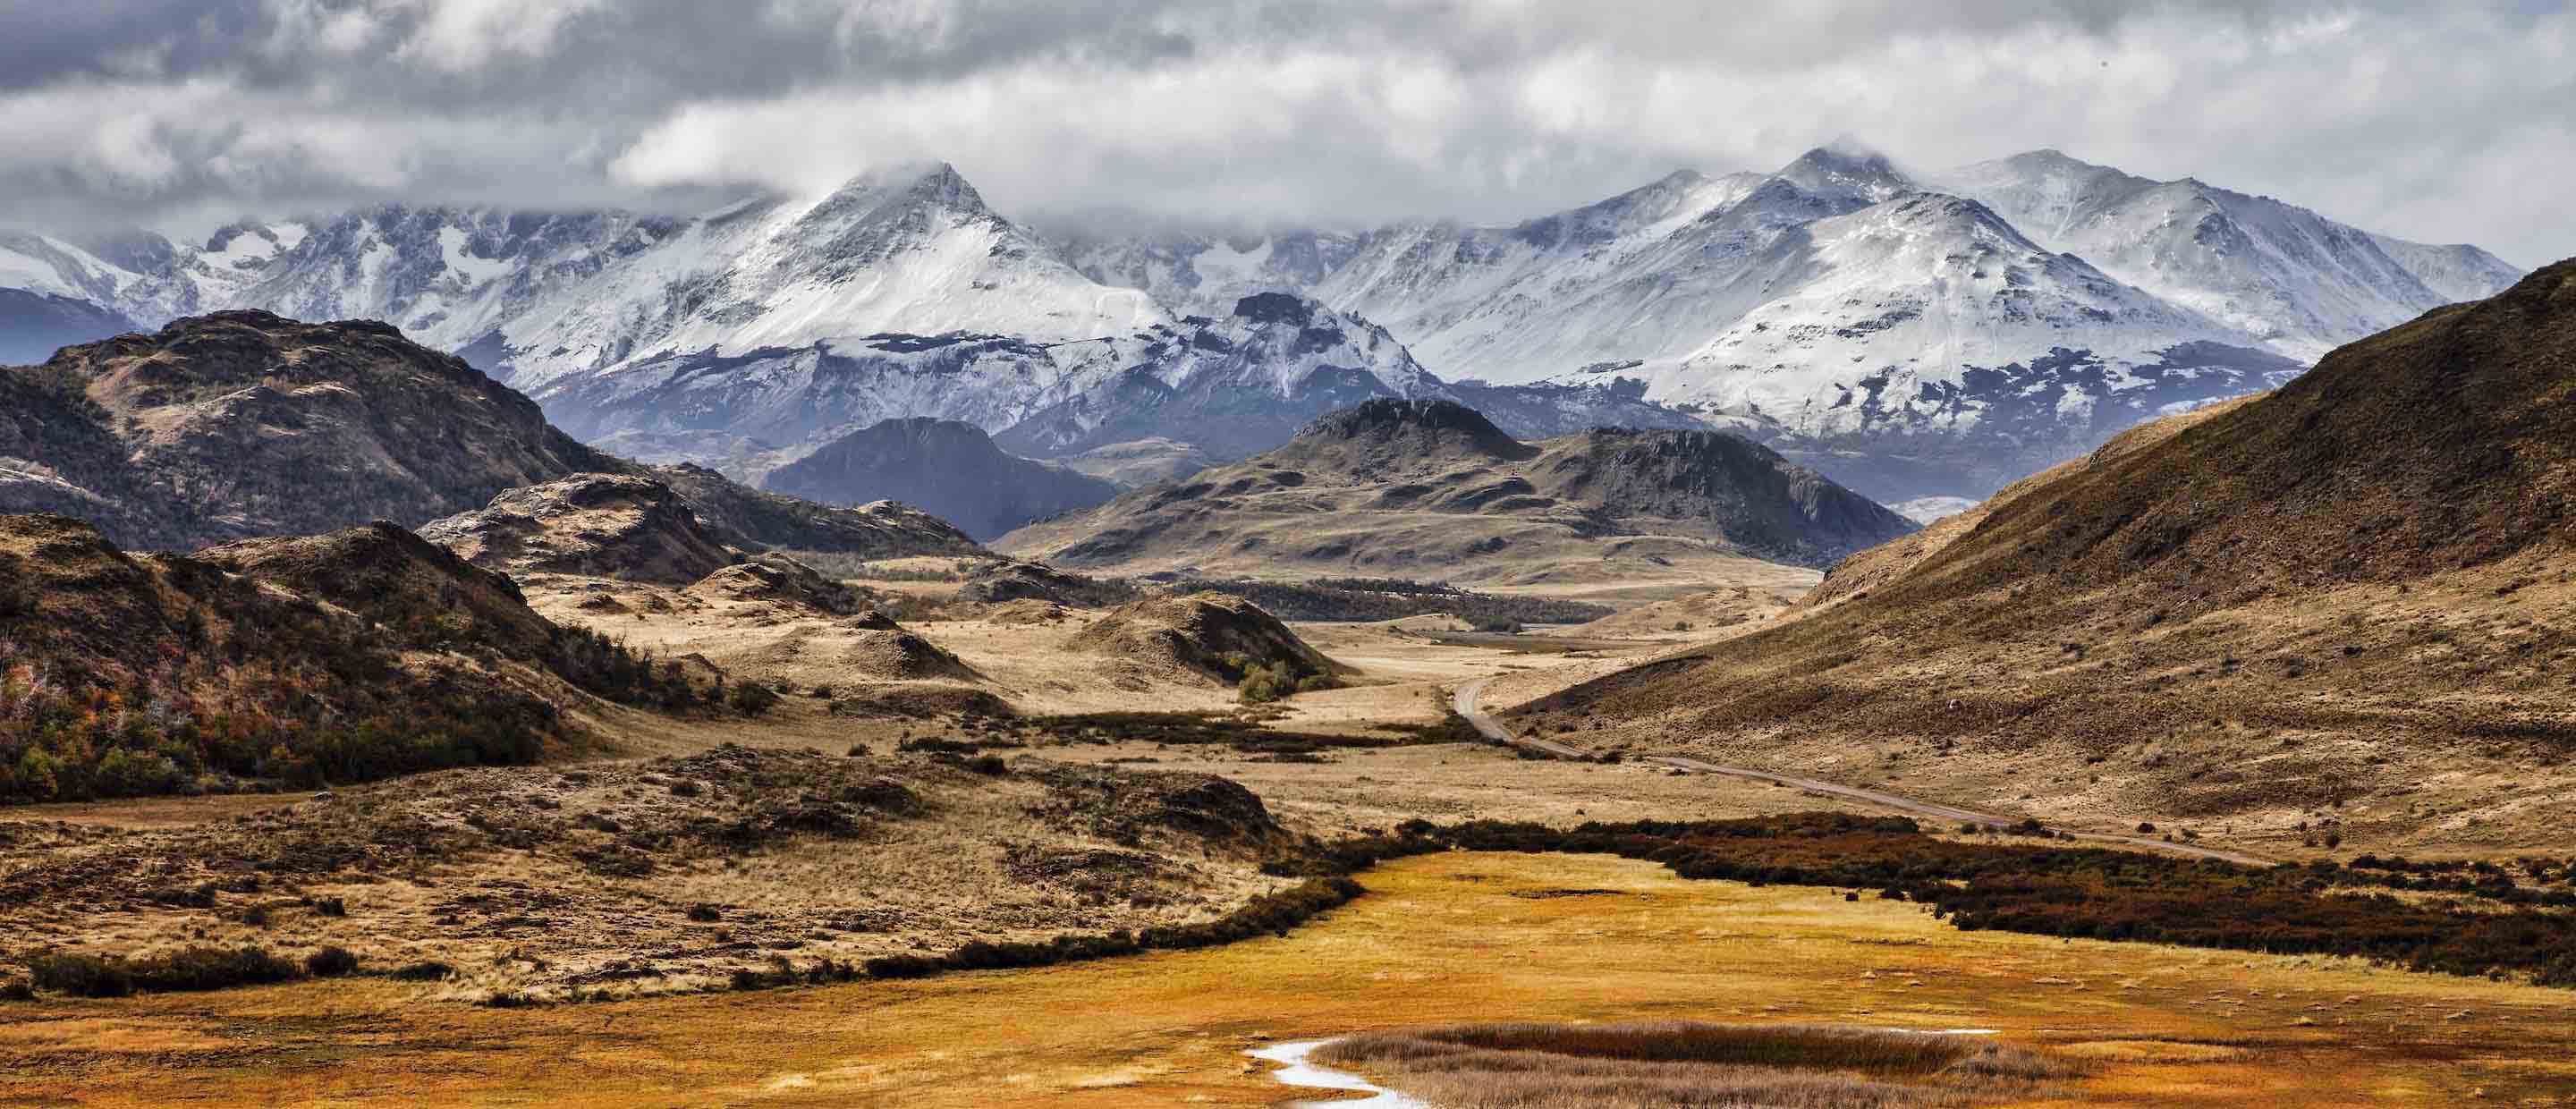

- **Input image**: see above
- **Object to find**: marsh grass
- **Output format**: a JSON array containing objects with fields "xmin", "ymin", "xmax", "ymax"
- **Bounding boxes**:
[{"xmin": 1315, "ymin": 1021, "xmax": 2083, "ymax": 1107}]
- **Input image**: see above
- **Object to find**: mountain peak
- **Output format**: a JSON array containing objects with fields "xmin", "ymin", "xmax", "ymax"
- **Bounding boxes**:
[
  {"xmin": 814, "ymin": 159, "xmax": 988, "ymax": 213},
  {"xmin": 1290, "ymin": 398, "xmax": 1532, "ymax": 461},
  {"xmin": 1819, "ymin": 133, "xmax": 1885, "ymax": 160},
  {"xmin": 1777, "ymin": 140, "xmax": 1911, "ymax": 203}
]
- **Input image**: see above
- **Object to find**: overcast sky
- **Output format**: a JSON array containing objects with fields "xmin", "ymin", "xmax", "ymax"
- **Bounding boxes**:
[{"xmin": 4, "ymin": 1, "xmax": 2569, "ymax": 265}]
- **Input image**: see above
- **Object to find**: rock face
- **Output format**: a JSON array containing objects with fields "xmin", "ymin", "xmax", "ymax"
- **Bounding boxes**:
[
  {"xmin": 419, "ymin": 473, "xmax": 736, "ymax": 585},
  {"xmin": 0, "ymin": 310, "xmax": 616, "ymax": 550},
  {"xmin": 1522, "ymin": 261, "xmax": 2576, "ymax": 833},
  {"xmin": 1000, "ymin": 399, "xmax": 1917, "ymax": 578},
  {"xmin": 1071, "ymin": 593, "xmax": 1341, "ymax": 687},
  {"xmin": 762, "ymin": 419, "xmax": 1119, "ymax": 541}
]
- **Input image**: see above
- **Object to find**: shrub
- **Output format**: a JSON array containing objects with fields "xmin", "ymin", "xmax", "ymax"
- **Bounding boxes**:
[
  {"xmin": 125, "ymin": 945, "xmax": 301, "ymax": 992},
  {"xmin": 0, "ymin": 978, "xmax": 32, "ymax": 1002},
  {"xmin": 30, "ymin": 953, "xmax": 131, "ymax": 997},
  {"xmin": 729, "ymin": 682, "xmax": 782, "ymax": 716},
  {"xmin": 390, "ymin": 961, "xmax": 455, "ymax": 982},
  {"xmin": 304, "ymin": 946, "xmax": 360, "ymax": 978},
  {"xmin": 686, "ymin": 903, "xmax": 724, "ymax": 922}
]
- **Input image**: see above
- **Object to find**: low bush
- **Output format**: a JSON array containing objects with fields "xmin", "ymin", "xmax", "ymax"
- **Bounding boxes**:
[
  {"xmin": 29, "ymin": 953, "xmax": 130, "ymax": 997},
  {"xmin": 304, "ymin": 946, "xmax": 360, "ymax": 978},
  {"xmin": 390, "ymin": 961, "xmax": 455, "ymax": 982}
]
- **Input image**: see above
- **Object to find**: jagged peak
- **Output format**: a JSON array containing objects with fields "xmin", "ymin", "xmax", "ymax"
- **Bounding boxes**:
[
  {"xmin": 809, "ymin": 159, "xmax": 989, "ymax": 215},
  {"xmin": 1232, "ymin": 291, "xmax": 1322, "ymax": 326},
  {"xmin": 1777, "ymin": 140, "xmax": 1913, "ymax": 203}
]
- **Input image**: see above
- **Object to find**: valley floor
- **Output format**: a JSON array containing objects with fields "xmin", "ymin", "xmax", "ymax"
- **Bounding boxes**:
[
  {"xmin": 10, "ymin": 569, "xmax": 2576, "ymax": 1105},
  {"xmin": 5, "ymin": 851, "xmax": 2570, "ymax": 1106}
]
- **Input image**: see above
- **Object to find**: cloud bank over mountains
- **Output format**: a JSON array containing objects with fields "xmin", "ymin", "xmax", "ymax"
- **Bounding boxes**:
[{"xmin": 2, "ymin": 1, "xmax": 2569, "ymax": 263}]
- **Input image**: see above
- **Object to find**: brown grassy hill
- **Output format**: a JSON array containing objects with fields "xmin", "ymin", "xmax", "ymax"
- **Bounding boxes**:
[
  {"xmin": 996, "ymin": 400, "xmax": 1914, "ymax": 584},
  {"xmin": 1518, "ymin": 260, "xmax": 2576, "ymax": 854},
  {"xmin": 1073, "ymin": 593, "xmax": 1343, "ymax": 697},
  {"xmin": 0, "ymin": 514, "xmax": 693, "ymax": 804}
]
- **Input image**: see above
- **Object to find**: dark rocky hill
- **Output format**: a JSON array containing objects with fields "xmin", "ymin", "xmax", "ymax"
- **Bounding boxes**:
[
  {"xmin": 0, "ymin": 311, "xmax": 614, "ymax": 550},
  {"xmin": 764, "ymin": 418, "xmax": 1117, "ymax": 540},
  {"xmin": 998, "ymin": 399, "xmax": 1914, "ymax": 580},
  {"xmin": 0, "ymin": 310, "xmax": 991, "ymax": 560}
]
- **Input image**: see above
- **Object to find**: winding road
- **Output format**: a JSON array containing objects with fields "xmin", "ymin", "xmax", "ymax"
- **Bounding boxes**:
[{"xmin": 1450, "ymin": 677, "xmax": 2273, "ymax": 868}]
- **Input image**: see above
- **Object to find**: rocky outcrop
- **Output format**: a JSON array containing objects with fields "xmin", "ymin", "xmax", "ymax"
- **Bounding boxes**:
[
  {"xmin": 418, "ymin": 474, "xmax": 735, "ymax": 586},
  {"xmin": 649, "ymin": 462, "xmax": 985, "ymax": 559}
]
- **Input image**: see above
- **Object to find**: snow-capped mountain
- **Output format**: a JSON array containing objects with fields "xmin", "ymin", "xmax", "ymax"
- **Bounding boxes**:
[
  {"xmin": 1053, "ymin": 141, "xmax": 2521, "ymax": 497},
  {"xmin": 0, "ymin": 145, "xmax": 2523, "ymax": 504},
  {"xmin": 0, "ymin": 233, "xmax": 141, "ymax": 363},
  {"xmin": 1927, "ymin": 148, "xmax": 2517, "ymax": 358}
]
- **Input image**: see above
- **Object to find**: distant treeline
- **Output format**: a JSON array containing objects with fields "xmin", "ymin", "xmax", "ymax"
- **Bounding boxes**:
[{"xmin": 1168, "ymin": 578, "xmax": 1612, "ymax": 625}]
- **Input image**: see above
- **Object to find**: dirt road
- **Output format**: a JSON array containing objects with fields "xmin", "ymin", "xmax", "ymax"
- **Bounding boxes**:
[{"xmin": 1450, "ymin": 677, "xmax": 2273, "ymax": 868}]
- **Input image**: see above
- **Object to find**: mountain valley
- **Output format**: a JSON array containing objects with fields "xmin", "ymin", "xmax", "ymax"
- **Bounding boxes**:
[{"xmin": 15, "ymin": 6, "xmax": 2576, "ymax": 1105}]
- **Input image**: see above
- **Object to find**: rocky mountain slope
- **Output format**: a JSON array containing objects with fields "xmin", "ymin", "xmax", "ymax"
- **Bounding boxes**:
[
  {"xmin": 1516, "ymin": 260, "xmax": 2576, "ymax": 851},
  {"xmin": 997, "ymin": 399, "xmax": 1915, "ymax": 582},
  {"xmin": 0, "ymin": 310, "xmax": 615, "ymax": 550},
  {"xmin": 0, "ymin": 309, "xmax": 989, "ymax": 559},
  {"xmin": 761, "ymin": 419, "xmax": 1119, "ymax": 541},
  {"xmin": 1928, "ymin": 148, "xmax": 2522, "ymax": 358},
  {"xmin": 643, "ymin": 462, "xmax": 983, "ymax": 561}
]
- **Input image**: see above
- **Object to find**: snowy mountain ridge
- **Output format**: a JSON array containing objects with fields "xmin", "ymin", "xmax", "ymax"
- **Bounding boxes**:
[{"xmin": 0, "ymin": 144, "xmax": 2524, "ymax": 502}]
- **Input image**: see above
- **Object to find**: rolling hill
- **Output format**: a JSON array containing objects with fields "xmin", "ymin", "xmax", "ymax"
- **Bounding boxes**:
[{"xmin": 1515, "ymin": 259, "xmax": 2576, "ymax": 852}]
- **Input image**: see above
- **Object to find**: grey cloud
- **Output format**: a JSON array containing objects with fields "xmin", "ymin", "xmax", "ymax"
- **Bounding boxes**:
[{"xmin": 0, "ymin": 0, "xmax": 2567, "ymax": 265}]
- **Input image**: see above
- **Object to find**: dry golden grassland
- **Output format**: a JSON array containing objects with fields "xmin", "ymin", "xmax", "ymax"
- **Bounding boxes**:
[{"xmin": 5, "ymin": 851, "xmax": 2572, "ymax": 1106}]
